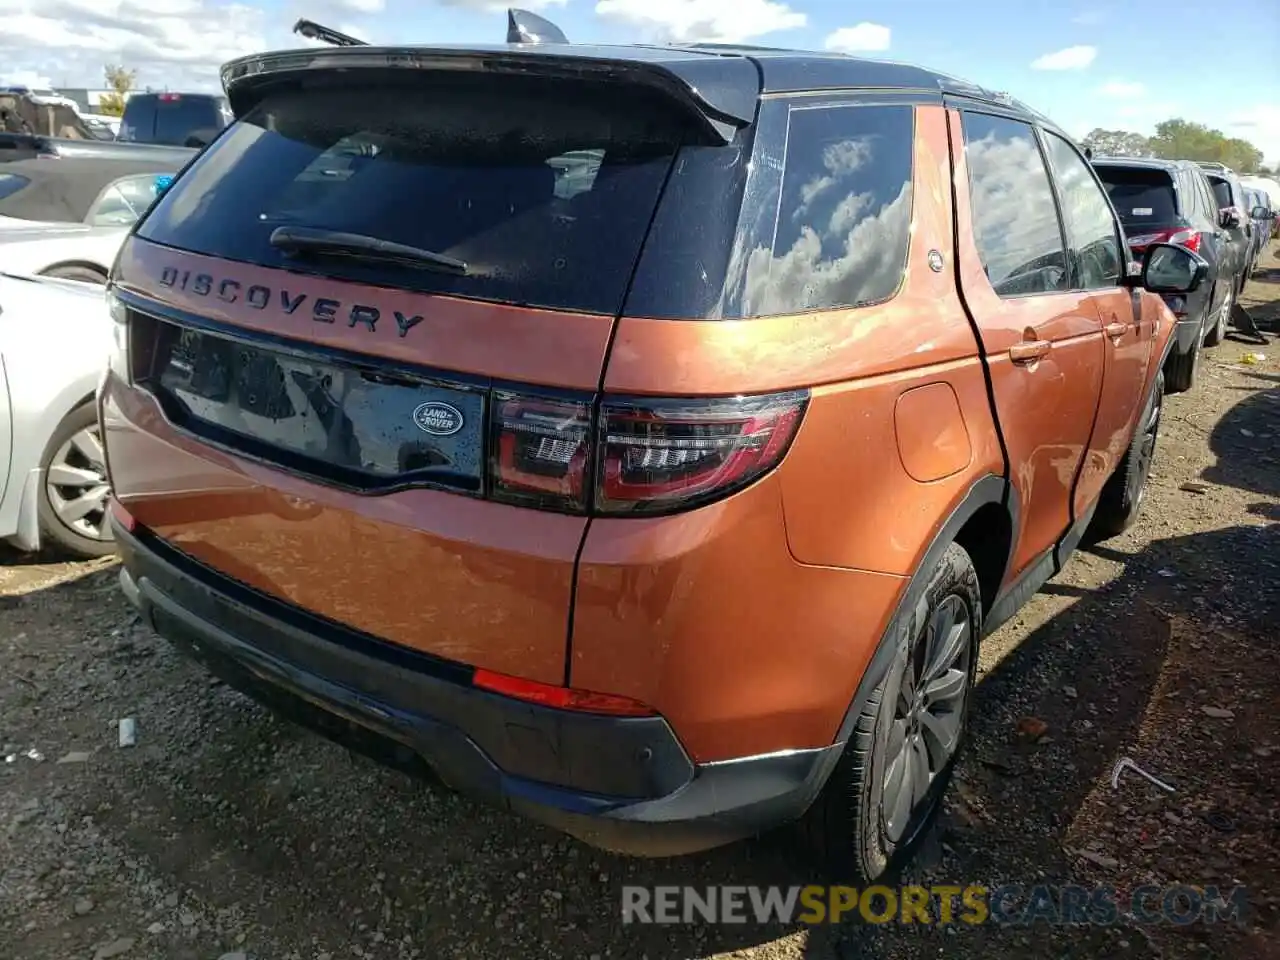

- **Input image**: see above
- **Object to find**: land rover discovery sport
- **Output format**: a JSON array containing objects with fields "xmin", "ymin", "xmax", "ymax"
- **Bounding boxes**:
[{"xmin": 99, "ymin": 13, "xmax": 1203, "ymax": 880}]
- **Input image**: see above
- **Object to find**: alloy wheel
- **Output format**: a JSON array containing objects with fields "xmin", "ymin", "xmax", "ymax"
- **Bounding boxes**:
[
  {"xmin": 44, "ymin": 425, "xmax": 113, "ymax": 542},
  {"xmin": 882, "ymin": 594, "xmax": 972, "ymax": 843}
]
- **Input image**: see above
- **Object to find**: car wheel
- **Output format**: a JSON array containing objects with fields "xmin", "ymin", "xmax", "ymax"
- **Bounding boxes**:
[
  {"xmin": 1089, "ymin": 369, "xmax": 1165, "ymax": 540},
  {"xmin": 1203, "ymin": 285, "xmax": 1230, "ymax": 348},
  {"xmin": 37, "ymin": 401, "xmax": 116, "ymax": 559},
  {"xmin": 802, "ymin": 542, "xmax": 981, "ymax": 882},
  {"xmin": 40, "ymin": 264, "xmax": 108, "ymax": 284},
  {"xmin": 1163, "ymin": 329, "xmax": 1199, "ymax": 394}
]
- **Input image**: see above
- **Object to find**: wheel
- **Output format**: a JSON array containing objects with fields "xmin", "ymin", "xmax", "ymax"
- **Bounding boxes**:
[
  {"xmin": 1202, "ymin": 285, "xmax": 1230, "ymax": 348},
  {"xmin": 1163, "ymin": 334, "xmax": 1199, "ymax": 394},
  {"xmin": 801, "ymin": 543, "xmax": 981, "ymax": 882},
  {"xmin": 36, "ymin": 401, "xmax": 116, "ymax": 559},
  {"xmin": 40, "ymin": 264, "xmax": 107, "ymax": 284},
  {"xmin": 1089, "ymin": 369, "xmax": 1165, "ymax": 540}
]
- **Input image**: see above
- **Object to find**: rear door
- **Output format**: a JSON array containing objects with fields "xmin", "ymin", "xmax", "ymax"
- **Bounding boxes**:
[
  {"xmin": 950, "ymin": 109, "xmax": 1105, "ymax": 581},
  {"xmin": 106, "ymin": 71, "xmax": 699, "ymax": 682},
  {"xmin": 1039, "ymin": 130, "xmax": 1151, "ymax": 520}
]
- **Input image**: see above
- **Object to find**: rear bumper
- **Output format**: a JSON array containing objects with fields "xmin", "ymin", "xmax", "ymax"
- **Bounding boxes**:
[
  {"xmin": 1168, "ymin": 314, "xmax": 1201, "ymax": 353},
  {"xmin": 114, "ymin": 519, "xmax": 840, "ymax": 856}
]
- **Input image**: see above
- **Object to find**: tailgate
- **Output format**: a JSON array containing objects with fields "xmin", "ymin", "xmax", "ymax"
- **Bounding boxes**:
[{"xmin": 105, "ymin": 65, "xmax": 702, "ymax": 682}]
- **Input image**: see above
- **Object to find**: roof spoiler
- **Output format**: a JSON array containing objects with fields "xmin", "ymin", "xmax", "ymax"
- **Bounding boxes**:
[
  {"xmin": 292, "ymin": 18, "xmax": 368, "ymax": 47},
  {"xmin": 506, "ymin": 8, "xmax": 569, "ymax": 44}
]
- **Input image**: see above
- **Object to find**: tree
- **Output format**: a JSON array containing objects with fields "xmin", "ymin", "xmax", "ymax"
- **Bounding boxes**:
[
  {"xmin": 1081, "ymin": 128, "xmax": 1152, "ymax": 158},
  {"xmin": 97, "ymin": 64, "xmax": 136, "ymax": 117},
  {"xmin": 1147, "ymin": 119, "xmax": 1265, "ymax": 173}
]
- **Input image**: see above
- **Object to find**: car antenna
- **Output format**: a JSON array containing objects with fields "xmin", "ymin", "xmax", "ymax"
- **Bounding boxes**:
[
  {"xmin": 506, "ymin": 8, "xmax": 569, "ymax": 44},
  {"xmin": 292, "ymin": 18, "xmax": 368, "ymax": 47}
]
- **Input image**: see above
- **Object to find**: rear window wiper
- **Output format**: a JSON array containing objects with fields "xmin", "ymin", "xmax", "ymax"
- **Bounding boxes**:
[{"xmin": 269, "ymin": 225, "xmax": 469, "ymax": 276}]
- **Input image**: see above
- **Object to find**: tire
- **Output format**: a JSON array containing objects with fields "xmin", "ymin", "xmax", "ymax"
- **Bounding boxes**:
[
  {"xmin": 801, "ymin": 542, "xmax": 982, "ymax": 882},
  {"xmin": 1089, "ymin": 369, "xmax": 1165, "ymax": 540},
  {"xmin": 1202, "ymin": 284, "xmax": 1230, "ymax": 348},
  {"xmin": 40, "ymin": 264, "xmax": 108, "ymax": 284},
  {"xmin": 1163, "ymin": 334, "xmax": 1199, "ymax": 394},
  {"xmin": 36, "ymin": 401, "xmax": 116, "ymax": 559}
]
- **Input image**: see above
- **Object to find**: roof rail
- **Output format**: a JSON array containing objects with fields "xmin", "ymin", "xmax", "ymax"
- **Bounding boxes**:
[
  {"xmin": 292, "ymin": 18, "xmax": 368, "ymax": 47},
  {"xmin": 506, "ymin": 8, "xmax": 568, "ymax": 44}
]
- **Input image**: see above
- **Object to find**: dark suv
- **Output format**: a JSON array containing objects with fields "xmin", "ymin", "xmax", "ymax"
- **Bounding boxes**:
[
  {"xmin": 1196, "ymin": 162, "xmax": 1253, "ymax": 296},
  {"xmin": 101, "ymin": 12, "xmax": 1202, "ymax": 881},
  {"xmin": 1092, "ymin": 157, "xmax": 1233, "ymax": 391},
  {"xmin": 118, "ymin": 92, "xmax": 231, "ymax": 149}
]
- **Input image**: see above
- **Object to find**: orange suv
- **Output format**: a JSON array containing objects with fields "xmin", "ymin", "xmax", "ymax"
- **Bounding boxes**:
[{"xmin": 99, "ymin": 15, "xmax": 1206, "ymax": 879}]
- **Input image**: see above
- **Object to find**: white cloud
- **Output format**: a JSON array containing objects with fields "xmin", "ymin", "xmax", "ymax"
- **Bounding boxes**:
[
  {"xmin": 1228, "ymin": 104, "xmax": 1280, "ymax": 168},
  {"xmin": 0, "ymin": 0, "xmax": 266, "ymax": 91},
  {"xmin": 433, "ymin": 0, "xmax": 565, "ymax": 9},
  {"xmin": 1097, "ymin": 80, "xmax": 1145, "ymax": 98},
  {"xmin": 0, "ymin": 68, "xmax": 55, "ymax": 88},
  {"xmin": 1030, "ymin": 45, "xmax": 1097, "ymax": 71},
  {"xmin": 594, "ymin": 0, "xmax": 805, "ymax": 43},
  {"xmin": 326, "ymin": 0, "xmax": 383, "ymax": 11},
  {"xmin": 824, "ymin": 22, "xmax": 891, "ymax": 54}
]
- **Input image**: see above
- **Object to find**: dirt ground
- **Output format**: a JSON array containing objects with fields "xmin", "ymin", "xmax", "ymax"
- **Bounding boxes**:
[{"xmin": 3, "ymin": 244, "xmax": 1279, "ymax": 960}]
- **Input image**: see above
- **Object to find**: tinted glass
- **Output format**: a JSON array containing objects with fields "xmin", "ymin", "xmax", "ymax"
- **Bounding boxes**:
[
  {"xmin": 1095, "ymin": 166, "xmax": 1178, "ymax": 225},
  {"xmin": 1207, "ymin": 176, "xmax": 1232, "ymax": 209},
  {"xmin": 961, "ymin": 113, "xmax": 1066, "ymax": 297},
  {"xmin": 136, "ymin": 77, "xmax": 687, "ymax": 316},
  {"xmin": 0, "ymin": 173, "xmax": 28, "ymax": 201},
  {"xmin": 740, "ymin": 104, "xmax": 913, "ymax": 315},
  {"xmin": 1042, "ymin": 133, "xmax": 1121, "ymax": 288},
  {"xmin": 153, "ymin": 97, "xmax": 225, "ymax": 146},
  {"xmin": 1194, "ymin": 173, "xmax": 1217, "ymax": 223}
]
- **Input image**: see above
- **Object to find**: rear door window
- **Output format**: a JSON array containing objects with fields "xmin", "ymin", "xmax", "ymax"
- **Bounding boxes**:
[
  {"xmin": 1207, "ymin": 176, "xmax": 1232, "ymax": 209},
  {"xmin": 961, "ymin": 112, "xmax": 1067, "ymax": 298},
  {"xmin": 1094, "ymin": 166, "xmax": 1178, "ymax": 227},
  {"xmin": 135, "ymin": 77, "xmax": 687, "ymax": 316},
  {"xmin": 740, "ymin": 103, "xmax": 914, "ymax": 316},
  {"xmin": 1041, "ymin": 132, "xmax": 1121, "ymax": 289}
]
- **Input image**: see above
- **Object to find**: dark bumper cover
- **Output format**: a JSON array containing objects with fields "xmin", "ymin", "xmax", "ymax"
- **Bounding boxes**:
[{"xmin": 113, "ymin": 521, "xmax": 841, "ymax": 856}]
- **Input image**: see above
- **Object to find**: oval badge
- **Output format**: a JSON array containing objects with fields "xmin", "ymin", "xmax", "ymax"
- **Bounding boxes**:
[{"xmin": 412, "ymin": 401, "xmax": 464, "ymax": 437}]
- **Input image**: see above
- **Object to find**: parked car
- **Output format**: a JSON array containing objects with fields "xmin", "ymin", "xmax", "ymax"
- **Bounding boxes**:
[
  {"xmin": 0, "ymin": 158, "xmax": 176, "ymax": 281},
  {"xmin": 101, "ymin": 24, "xmax": 1202, "ymax": 882},
  {"xmin": 1243, "ymin": 186, "xmax": 1274, "ymax": 273},
  {"xmin": 0, "ymin": 132, "xmax": 196, "ymax": 165},
  {"xmin": 118, "ymin": 92, "xmax": 231, "ymax": 149},
  {"xmin": 0, "ymin": 271, "xmax": 115, "ymax": 557},
  {"xmin": 1092, "ymin": 157, "xmax": 1234, "ymax": 390},
  {"xmin": 1196, "ymin": 162, "xmax": 1254, "ymax": 294}
]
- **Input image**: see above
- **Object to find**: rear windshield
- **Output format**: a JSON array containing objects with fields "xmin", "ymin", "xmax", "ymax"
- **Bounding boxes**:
[
  {"xmin": 1206, "ymin": 176, "xmax": 1232, "ymax": 209},
  {"xmin": 135, "ymin": 76, "xmax": 689, "ymax": 315},
  {"xmin": 1094, "ymin": 166, "xmax": 1177, "ymax": 225},
  {"xmin": 121, "ymin": 95, "xmax": 228, "ymax": 146}
]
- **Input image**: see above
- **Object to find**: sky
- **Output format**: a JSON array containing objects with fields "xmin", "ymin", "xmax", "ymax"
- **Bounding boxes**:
[{"xmin": 2, "ymin": 0, "xmax": 1278, "ymax": 166}]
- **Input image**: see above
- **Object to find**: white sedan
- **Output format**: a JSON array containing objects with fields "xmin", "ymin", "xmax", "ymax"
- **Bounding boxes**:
[{"xmin": 0, "ymin": 271, "xmax": 115, "ymax": 557}]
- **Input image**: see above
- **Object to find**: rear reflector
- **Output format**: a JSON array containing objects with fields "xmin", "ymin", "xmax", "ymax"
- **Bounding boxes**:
[
  {"xmin": 472, "ymin": 668, "xmax": 656, "ymax": 716},
  {"xmin": 108, "ymin": 498, "xmax": 136, "ymax": 533}
]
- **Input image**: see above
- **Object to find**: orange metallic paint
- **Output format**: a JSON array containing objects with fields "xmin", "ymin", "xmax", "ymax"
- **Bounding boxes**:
[
  {"xmin": 894, "ymin": 382, "xmax": 973, "ymax": 482},
  {"xmin": 112, "ymin": 237, "xmax": 615, "ymax": 392},
  {"xmin": 569, "ymin": 474, "xmax": 907, "ymax": 762},
  {"xmin": 946, "ymin": 108, "xmax": 1105, "ymax": 582},
  {"xmin": 102, "ymin": 378, "xmax": 582, "ymax": 685}
]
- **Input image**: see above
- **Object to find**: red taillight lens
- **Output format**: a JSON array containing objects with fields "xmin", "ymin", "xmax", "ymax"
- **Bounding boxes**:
[
  {"xmin": 472, "ymin": 668, "xmax": 655, "ymax": 716},
  {"xmin": 1167, "ymin": 228, "xmax": 1201, "ymax": 253},
  {"xmin": 490, "ymin": 392, "xmax": 592, "ymax": 513},
  {"xmin": 158, "ymin": 93, "xmax": 181, "ymax": 102},
  {"xmin": 595, "ymin": 390, "xmax": 808, "ymax": 515}
]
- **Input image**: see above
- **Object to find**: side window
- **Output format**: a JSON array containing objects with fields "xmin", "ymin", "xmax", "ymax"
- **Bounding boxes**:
[
  {"xmin": 88, "ymin": 175, "xmax": 161, "ymax": 226},
  {"xmin": 1195, "ymin": 174, "xmax": 1216, "ymax": 225},
  {"xmin": 741, "ymin": 103, "xmax": 914, "ymax": 316},
  {"xmin": 961, "ymin": 113, "xmax": 1067, "ymax": 297},
  {"xmin": 1041, "ymin": 131, "xmax": 1122, "ymax": 289}
]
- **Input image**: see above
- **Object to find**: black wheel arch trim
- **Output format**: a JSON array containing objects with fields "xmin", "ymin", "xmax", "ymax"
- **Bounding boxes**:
[{"xmin": 831, "ymin": 472, "xmax": 1014, "ymax": 747}]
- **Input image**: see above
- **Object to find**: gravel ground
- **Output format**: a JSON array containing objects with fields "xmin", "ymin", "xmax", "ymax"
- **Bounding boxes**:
[{"xmin": 3, "ymin": 244, "xmax": 1279, "ymax": 960}]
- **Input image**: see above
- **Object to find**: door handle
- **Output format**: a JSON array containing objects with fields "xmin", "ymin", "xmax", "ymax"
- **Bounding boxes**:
[
  {"xmin": 1105, "ymin": 321, "xmax": 1129, "ymax": 339},
  {"xmin": 1010, "ymin": 339, "xmax": 1051, "ymax": 363}
]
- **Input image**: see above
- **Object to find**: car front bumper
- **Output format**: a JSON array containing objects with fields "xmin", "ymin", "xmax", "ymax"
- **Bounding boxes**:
[{"xmin": 113, "ymin": 518, "xmax": 841, "ymax": 857}]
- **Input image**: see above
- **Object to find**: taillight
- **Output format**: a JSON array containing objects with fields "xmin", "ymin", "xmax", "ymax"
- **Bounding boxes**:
[
  {"xmin": 595, "ymin": 391, "xmax": 808, "ymax": 515},
  {"xmin": 107, "ymin": 289, "xmax": 131, "ymax": 385},
  {"xmin": 1128, "ymin": 228, "xmax": 1201, "ymax": 253},
  {"xmin": 158, "ymin": 93, "xmax": 181, "ymax": 102},
  {"xmin": 490, "ymin": 392, "xmax": 592, "ymax": 513}
]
